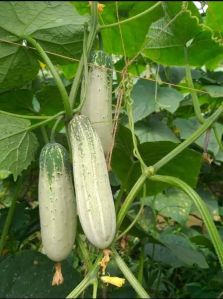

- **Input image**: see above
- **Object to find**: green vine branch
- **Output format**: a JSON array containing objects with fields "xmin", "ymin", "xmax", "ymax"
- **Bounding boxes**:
[
  {"xmin": 0, "ymin": 176, "xmax": 23, "ymax": 255},
  {"xmin": 100, "ymin": 2, "xmax": 162, "ymax": 29},
  {"xmin": 69, "ymin": 1, "xmax": 98, "ymax": 108},
  {"xmin": 26, "ymin": 36, "xmax": 73, "ymax": 119},
  {"xmin": 184, "ymin": 47, "xmax": 223, "ymax": 151},
  {"xmin": 117, "ymin": 104, "xmax": 223, "ymax": 229},
  {"xmin": 111, "ymin": 247, "xmax": 150, "ymax": 298},
  {"xmin": 66, "ymin": 253, "xmax": 103, "ymax": 298}
]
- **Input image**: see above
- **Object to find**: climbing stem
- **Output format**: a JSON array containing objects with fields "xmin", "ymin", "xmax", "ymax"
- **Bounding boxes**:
[
  {"xmin": 41, "ymin": 127, "xmax": 49, "ymax": 144},
  {"xmin": 116, "ymin": 203, "xmax": 144, "ymax": 241},
  {"xmin": 66, "ymin": 252, "xmax": 103, "ymax": 298},
  {"xmin": 184, "ymin": 47, "xmax": 204, "ymax": 124},
  {"xmin": 117, "ymin": 173, "xmax": 148, "ymax": 229},
  {"xmin": 69, "ymin": 1, "xmax": 98, "ymax": 108},
  {"xmin": 111, "ymin": 247, "xmax": 150, "ymax": 298},
  {"xmin": 0, "ymin": 110, "xmax": 49, "ymax": 120},
  {"xmin": 153, "ymin": 105, "xmax": 223, "ymax": 171},
  {"xmin": 149, "ymin": 175, "xmax": 223, "ymax": 270},
  {"xmin": 50, "ymin": 116, "xmax": 64, "ymax": 143},
  {"xmin": 26, "ymin": 37, "xmax": 73, "ymax": 119},
  {"xmin": 0, "ymin": 176, "xmax": 23, "ymax": 255},
  {"xmin": 100, "ymin": 2, "xmax": 162, "ymax": 29}
]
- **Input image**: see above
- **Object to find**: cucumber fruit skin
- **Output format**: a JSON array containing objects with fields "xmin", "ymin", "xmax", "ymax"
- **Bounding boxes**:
[
  {"xmin": 81, "ymin": 50, "xmax": 113, "ymax": 155},
  {"xmin": 38, "ymin": 143, "xmax": 76, "ymax": 262},
  {"xmin": 69, "ymin": 115, "xmax": 116, "ymax": 249}
]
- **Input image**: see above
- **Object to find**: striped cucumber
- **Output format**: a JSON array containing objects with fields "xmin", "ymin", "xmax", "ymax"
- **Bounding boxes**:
[
  {"xmin": 38, "ymin": 143, "xmax": 76, "ymax": 262},
  {"xmin": 69, "ymin": 115, "xmax": 116, "ymax": 249},
  {"xmin": 81, "ymin": 50, "xmax": 113, "ymax": 155}
]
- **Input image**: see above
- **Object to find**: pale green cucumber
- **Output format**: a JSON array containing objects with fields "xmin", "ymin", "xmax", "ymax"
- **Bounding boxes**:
[
  {"xmin": 69, "ymin": 115, "xmax": 116, "ymax": 249},
  {"xmin": 38, "ymin": 143, "xmax": 76, "ymax": 262},
  {"xmin": 81, "ymin": 50, "xmax": 113, "ymax": 155}
]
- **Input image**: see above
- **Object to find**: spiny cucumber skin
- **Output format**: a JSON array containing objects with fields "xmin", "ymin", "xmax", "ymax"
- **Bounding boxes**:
[
  {"xmin": 81, "ymin": 50, "xmax": 113, "ymax": 155},
  {"xmin": 38, "ymin": 143, "xmax": 76, "ymax": 262},
  {"xmin": 69, "ymin": 115, "xmax": 116, "ymax": 249}
]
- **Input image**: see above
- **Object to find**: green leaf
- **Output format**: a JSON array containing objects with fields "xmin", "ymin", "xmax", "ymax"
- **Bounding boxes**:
[
  {"xmin": 35, "ymin": 85, "xmax": 64, "ymax": 115},
  {"xmin": 112, "ymin": 126, "xmax": 202, "ymax": 195},
  {"xmin": 145, "ymin": 242, "xmax": 184, "ymax": 268},
  {"xmin": 135, "ymin": 116, "xmax": 179, "ymax": 143},
  {"xmin": 203, "ymin": 85, "xmax": 223, "ymax": 98},
  {"xmin": 160, "ymin": 233, "xmax": 208, "ymax": 268},
  {"xmin": 100, "ymin": 1, "xmax": 163, "ymax": 57},
  {"xmin": 174, "ymin": 118, "xmax": 223, "ymax": 155},
  {"xmin": 0, "ymin": 90, "xmax": 34, "ymax": 115},
  {"xmin": 143, "ymin": 188, "xmax": 192, "ymax": 225},
  {"xmin": 132, "ymin": 79, "xmax": 184, "ymax": 122},
  {"xmin": 0, "ymin": 2, "xmax": 89, "ymax": 63},
  {"xmin": 0, "ymin": 43, "xmax": 39, "ymax": 91},
  {"xmin": 143, "ymin": 5, "xmax": 223, "ymax": 66},
  {"xmin": 0, "ymin": 115, "xmax": 38, "ymax": 180},
  {"xmin": 205, "ymin": 2, "xmax": 223, "ymax": 38},
  {"xmin": 0, "ymin": 250, "xmax": 81, "ymax": 298}
]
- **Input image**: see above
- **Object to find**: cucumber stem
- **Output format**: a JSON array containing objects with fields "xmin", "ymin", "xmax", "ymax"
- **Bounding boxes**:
[
  {"xmin": 111, "ymin": 247, "xmax": 150, "ymax": 298},
  {"xmin": 0, "ymin": 176, "xmax": 23, "ymax": 255},
  {"xmin": 100, "ymin": 2, "xmax": 162, "ymax": 29},
  {"xmin": 26, "ymin": 37, "xmax": 73, "ymax": 120}
]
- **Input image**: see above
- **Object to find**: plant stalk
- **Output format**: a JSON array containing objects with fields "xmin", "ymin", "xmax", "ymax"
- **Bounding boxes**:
[
  {"xmin": 69, "ymin": 2, "xmax": 98, "ymax": 108},
  {"xmin": 100, "ymin": 2, "xmax": 162, "ymax": 29},
  {"xmin": 0, "ymin": 176, "xmax": 23, "ymax": 255},
  {"xmin": 26, "ymin": 37, "xmax": 73, "ymax": 119},
  {"xmin": 112, "ymin": 247, "xmax": 150, "ymax": 298}
]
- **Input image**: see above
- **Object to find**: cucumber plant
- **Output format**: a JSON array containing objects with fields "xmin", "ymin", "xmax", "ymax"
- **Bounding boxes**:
[{"xmin": 0, "ymin": 2, "xmax": 223, "ymax": 299}]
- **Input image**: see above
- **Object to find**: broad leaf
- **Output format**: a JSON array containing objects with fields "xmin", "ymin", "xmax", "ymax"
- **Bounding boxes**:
[
  {"xmin": 0, "ymin": 90, "xmax": 34, "ymax": 115},
  {"xmin": 132, "ymin": 79, "xmax": 184, "ymax": 122},
  {"xmin": 112, "ymin": 126, "xmax": 202, "ymax": 195},
  {"xmin": 143, "ymin": 4, "xmax": 223, "ymax": 66},
  {"xmin": 0, "ymin": 2, "xmax": 89, "ymax": 89},
  {"xmin": 174, "ymin": 118, "xmax": 223, "ymax": 156},
  {"xmin": 0, "ymin": 43, "xmax": 39, "ymax": 91},
  {"xmin": 135, "ymin": 116, "xmax": 179, "ymax": 143},
  {"xmin": 36, "ymin": 85, "xmax": 65, "ymax": 115},
  {"xmin": 203, "ymin": 85, "xmax": 223, "ymax": 98},
  {"xmin": 143, "ymin": 188, "xmax": 192, "ymax": 225},
  {"xmin": 99, "ymin": 2, "xmax": 163, "ymax": 57},
  {"xmin": 145, "ymin": 233, "xmax": 208, "ymax": 269},
  {"xmin": 0, "ymin": 250, "xmax": 81, "ymax": 298},
  {"xmin": 0, "ymin": 115, "xmax": 38, "ymax": 180}
]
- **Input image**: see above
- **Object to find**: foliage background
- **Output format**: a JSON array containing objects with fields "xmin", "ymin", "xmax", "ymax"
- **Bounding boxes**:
[{"xmin": 0, "ymin": 1, "xmax": 223, "ymax": 298}]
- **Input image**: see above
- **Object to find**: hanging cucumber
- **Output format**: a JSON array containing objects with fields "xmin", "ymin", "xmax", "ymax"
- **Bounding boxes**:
[
  {"xmin": 38, "ymin": 143, "xmax": 76, "ymax": 262},
  {"xmin": 81, "ymin": 50, "xmax": 113, "ymax": 156},
  {"xmin": 69, "ymin": 115, "xmax": 116, "ymax": 249}
]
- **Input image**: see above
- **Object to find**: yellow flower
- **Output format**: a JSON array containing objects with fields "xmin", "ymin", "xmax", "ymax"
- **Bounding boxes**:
[{"xmin": 101, "ymin": 276, "xmax": 125, "ymax": 288}]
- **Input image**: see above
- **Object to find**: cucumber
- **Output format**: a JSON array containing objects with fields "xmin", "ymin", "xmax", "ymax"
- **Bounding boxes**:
[
  {"xmin": 69, "ymin": 115, "xmax": 116, "ymax": 249},
  {"xmin": 81, "ymin": 50, "xmax": 113, "ymax": 155},
  {"xmin": 38, "ymin": 143, "xmax": 76, "ymax": 262}
]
